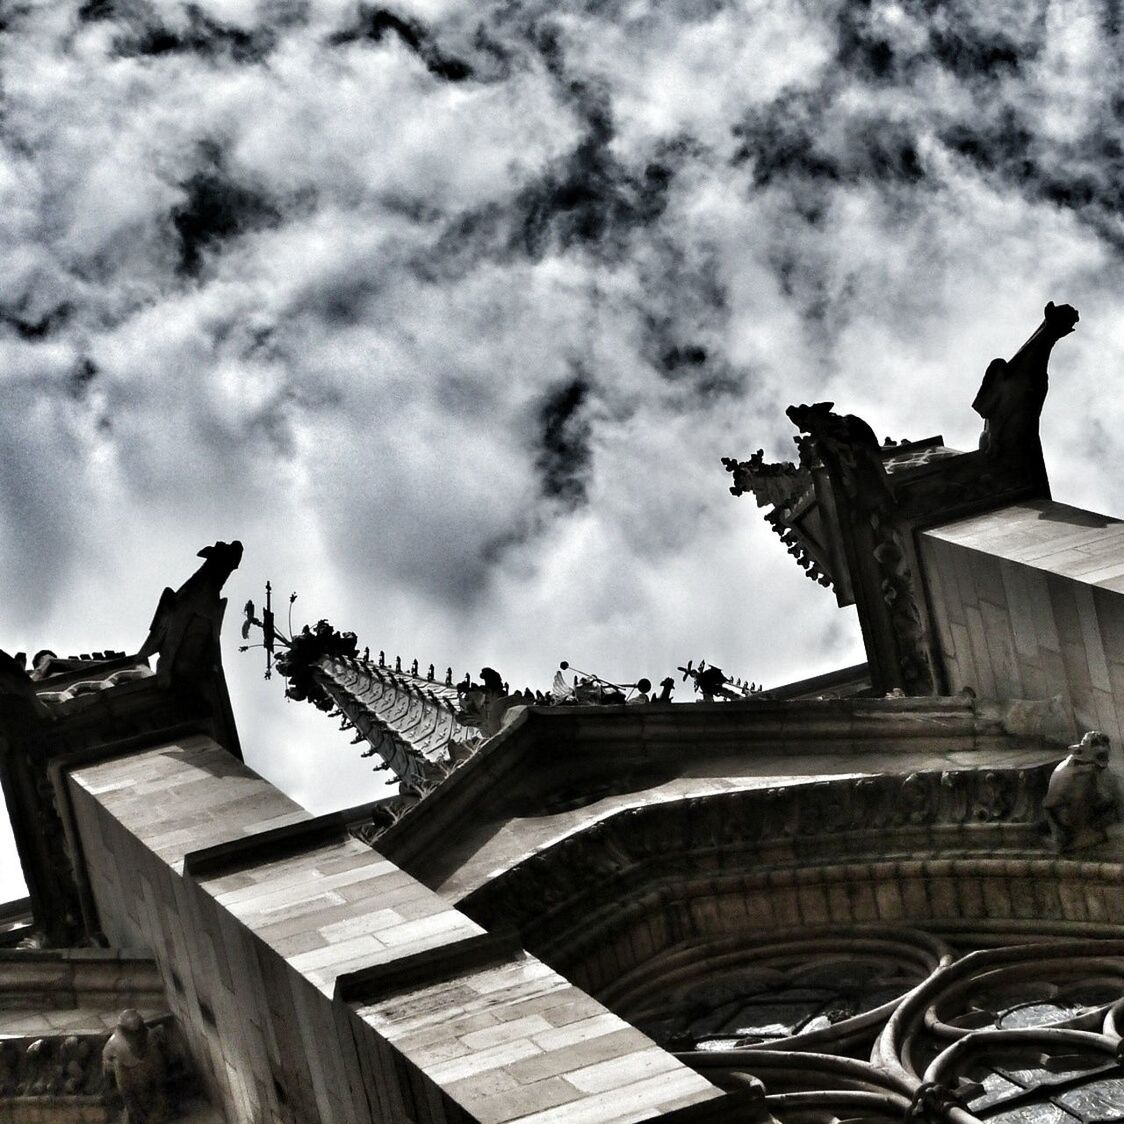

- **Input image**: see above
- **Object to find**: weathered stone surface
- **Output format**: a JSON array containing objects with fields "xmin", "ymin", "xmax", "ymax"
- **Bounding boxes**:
[
  {"xmin": 923, "ymin": 501, "xmax": 1124, "ymax": 799},
  {"xmin": 66, "ymin": 735, "xmax": 724, "ymax": 1123}
]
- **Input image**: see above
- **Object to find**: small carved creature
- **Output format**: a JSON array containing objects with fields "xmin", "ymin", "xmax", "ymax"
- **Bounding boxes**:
[
  {"xmin": 102, "ymin": 1009, "xmax": 168, "ymax": 1124},
  {"xmin": 456, "ymin": 667, "xmax": 518, "ymax": 737},
  {"xmin": 786, "ymin": 400, "xmax": 893, "ymax": 515},
  {"xmin": 1043, "ymin": 730, "xmax": 1120, "ymax": 852}
]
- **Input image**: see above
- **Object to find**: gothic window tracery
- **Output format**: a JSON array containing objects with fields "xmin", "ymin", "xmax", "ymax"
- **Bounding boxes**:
[{"xmin": 617, "ymin": 932, "xmax": 1124, "ymax": 1122}]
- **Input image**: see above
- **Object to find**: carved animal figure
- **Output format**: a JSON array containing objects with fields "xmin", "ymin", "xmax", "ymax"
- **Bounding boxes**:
[
  {"xmin": 1043, "ymin": 730, "xmax": 1119, "ymax": 851},
  {"xmin": 137, "ymin": 541, "xmax": 243, "ymax": 684},
  {"xmin": 973, "ymin": 300, "xmax": 1078, "ymax": 461},
  {"xmin": 457, "ymin": 667, "xmax": 520, "ymax": 737},
  {"xmin": 786, "ymin": 401, "xmax": 893, "ymax": 516},
  {"xmin": 102, "ymin": 1010, "xmax": 167, "ymax": 1123}
]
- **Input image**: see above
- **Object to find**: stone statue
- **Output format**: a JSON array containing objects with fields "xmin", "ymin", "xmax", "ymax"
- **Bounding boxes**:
[
  {"xmin": 137, "ymin": 540, "xmax": 243, "ymax": 685},
  {"xmin": 786, "ymin": 401, "xmax": 894, "ymax": 516},
  {"xmin": 1043, "ymin": 731, "xmax": 1120, "ymax": 851},
  {"xmin": 973, "ymin": 300, "xmax": 1078, "ymax": 461},
  {"xmin": 456, "ymin": 667, "xmax": 520, "ymax": 737},
  {"xmin": 102, "ymin": 1009, "xmax": 168, "ymax": 1123}
]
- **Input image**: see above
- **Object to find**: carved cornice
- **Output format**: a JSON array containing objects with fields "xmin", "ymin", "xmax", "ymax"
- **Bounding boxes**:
[{"xmin": 463, "ymin": 765, "xmax": 1058, "ymax": 949}]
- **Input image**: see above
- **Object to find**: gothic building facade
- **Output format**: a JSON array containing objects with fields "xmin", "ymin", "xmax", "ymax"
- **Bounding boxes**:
[{"xmin": 4, "ymin": 301, "xmax": 1124, "ymax": 1122}]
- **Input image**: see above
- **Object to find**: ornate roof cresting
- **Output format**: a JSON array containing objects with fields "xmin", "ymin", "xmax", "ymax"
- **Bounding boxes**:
[
  {"xmin": 721, "ymin": 448, "xmax": 835, "ymax": 594},
  {"xmin": 242, "ymin": 591, "xmax": 772, "ymax": 843}
]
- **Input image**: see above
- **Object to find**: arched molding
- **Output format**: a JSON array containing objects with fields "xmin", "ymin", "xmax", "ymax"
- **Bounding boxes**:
[
  {"xmin": 462, "ymin": 768, "xmax": 1124, "ymax": 1118},
  {"xmin": 462, "ymin": 763, "xmax": 1124, "ymax": 997}
]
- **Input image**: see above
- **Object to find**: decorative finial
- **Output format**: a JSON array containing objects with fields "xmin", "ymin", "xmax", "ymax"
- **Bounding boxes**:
[
  {"xmin": 677, "ymin": 659, "xmax": 753, "ymax": 702},
  {"xmin": 242, "ymin": 579, "xmax": 279, "ymax": 679}
]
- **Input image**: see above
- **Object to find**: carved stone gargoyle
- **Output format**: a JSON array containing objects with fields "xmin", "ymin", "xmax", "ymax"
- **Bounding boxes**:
[
  {"xmin": 456, "ymin": 666, "xmax": 518, "ymax": 738},
  {"xmin": 973, "ymin": 300, "xmax": 1079, "ymax": 461},
  {"xmin": 102, "ymin": 1009, "xmax": 168, "ymax": 1123},
  {"xmin": 1042, "ymin": 730, "xmax": 1120, "ymax": 852},
  {"xmin": 786, "ymin": 400, "xmax": 896, "ymax": 520},
  {"xmin": 136, "ymin": 540, "xmax": 243, "ymax": 686}
]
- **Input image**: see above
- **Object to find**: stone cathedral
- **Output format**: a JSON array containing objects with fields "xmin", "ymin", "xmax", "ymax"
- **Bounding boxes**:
[{"xmin": 5, "ymin": 301, "xmax": 1124, "ymax": 1122}]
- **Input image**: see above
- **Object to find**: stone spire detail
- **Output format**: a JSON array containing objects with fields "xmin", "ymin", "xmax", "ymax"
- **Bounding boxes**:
[
  {"xmin": 312, "ymin": 654, "xmax": 476, "ymax": 785},
  {"xmin": 244, "ymin": 610, "xmax": 480, "ymax": 786}
]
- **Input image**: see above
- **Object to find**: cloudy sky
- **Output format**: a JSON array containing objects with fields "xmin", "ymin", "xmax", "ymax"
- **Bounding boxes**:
[{"xmin": 3, "ymin": 0, "xmax": 1124, "ymax": 903}]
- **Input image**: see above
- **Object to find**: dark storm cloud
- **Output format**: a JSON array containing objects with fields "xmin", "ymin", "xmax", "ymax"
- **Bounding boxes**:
[
  {"xmin": 927, "ymin": 24, "xmax": 1025, "ymax": 79},
  {"xmin": 329, "ymin": 6, "xmax": 474, "ymax": 82},
  {"xmin": 83, "ymin": 1, "xmax": 278, "ymax": 63},
  {"xmin": 535, "ymin": 373, "xmax": 592, "ymax": 507},
  {"xmin": 68, "ymin": 357, "xmax": 98, "ymax": 400},
  {"xmin": 171, "ymin": 149, "xmax": 282, "ymax": 275},
  {"xmin": 635, "ymin": 239, "xmax": 745, "ymax": 400},
  {"xmin": 513, "ymin": 115, "xmax": 674, "ymax": 260},
  {"xmin": 7, "ymin": 0, "xmax": 1124, "ymax": 868},
  {"xmin": 0, "ymin": 301, "xmax": 72, "ymax": 341},
  {"xmin": 733, "ymin": 91, "xmax": 925, "ymax": 189},
  {"xmin": 938, "ymin": 103, "xmax": 1124, "ymax": 250},
  {"xmin": 415, "ymin": 131, "xmax": 684, "ymax": 281},
  {"xmin": 835, "ymin": 0, "xmax": 1034, "ymax": 85},
  {"xmin": 417, "ymin": 159, "xmax": 680, "ymax": 283}
]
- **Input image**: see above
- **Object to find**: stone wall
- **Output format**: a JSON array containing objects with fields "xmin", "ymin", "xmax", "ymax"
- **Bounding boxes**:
[
  {"xmin": 65, "ymin": 735, "xmax": 731, "ymax": 1123},
  {"xmin": 921, "ymin": 499, "xmax": 1124, "ymax": 743}
]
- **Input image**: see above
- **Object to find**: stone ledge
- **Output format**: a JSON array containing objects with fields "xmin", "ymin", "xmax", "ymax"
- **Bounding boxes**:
[
  {"xmin": 182, "ymin": 809, "xmax": 351, "ymax": 879},
  {"xmin": 335, "ymin": 929, "xmax": 524, "ymax": 1005}
]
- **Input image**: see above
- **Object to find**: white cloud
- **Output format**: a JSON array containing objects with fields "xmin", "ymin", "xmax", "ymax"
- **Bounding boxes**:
[{"xmin": 2, "ymin": 0, "xmax": 1124, "ymax": 902}]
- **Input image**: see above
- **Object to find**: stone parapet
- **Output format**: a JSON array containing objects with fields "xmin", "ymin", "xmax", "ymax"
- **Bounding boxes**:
[{"xmin": 64, "ymin": 734, "xmax": 729, "ymax": 1123}]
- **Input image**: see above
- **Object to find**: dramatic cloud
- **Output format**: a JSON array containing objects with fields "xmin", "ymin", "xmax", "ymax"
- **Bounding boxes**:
[{"xmin": 3, "ymin": 0, "xmax": 1124, "ymax": 900}]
